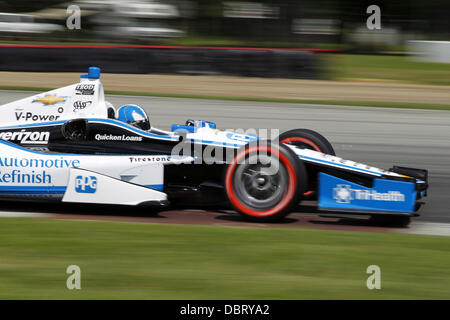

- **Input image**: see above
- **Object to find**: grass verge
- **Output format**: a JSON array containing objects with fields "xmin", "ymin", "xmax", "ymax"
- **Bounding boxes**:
[
  {"xmin": 327, "ymin": 54, "xmax": 450, "ymax": 86},
  {"xmin": 1, "ymin": 85, "xmax": 449, "ymax": 111},
  {"xmin": 0, "ymin": 218, "xmax": 449, "ymax": 299}
]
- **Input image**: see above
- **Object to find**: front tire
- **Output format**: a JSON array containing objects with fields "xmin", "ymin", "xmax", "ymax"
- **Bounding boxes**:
[
  {"xmin": 224, "ymin": 141, "xmax": 307, "ymax": 222},
  {"xmin": 277, "ymin": 129, "xmax": 335, "ymax": 200},
  {"xmin": 278, "ymin": 129, "xmax": 335, "ymax": 156}
]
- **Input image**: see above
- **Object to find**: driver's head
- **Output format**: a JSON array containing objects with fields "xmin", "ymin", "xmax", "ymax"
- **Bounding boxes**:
[{"xmin": 116, "ymin": 104, "xmax": 150, "ymax": 131}]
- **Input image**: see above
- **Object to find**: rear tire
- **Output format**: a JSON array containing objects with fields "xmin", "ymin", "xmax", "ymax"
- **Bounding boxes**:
[
  {"xmin": 224, "ymin": 141, "xmax": 307, "ymax": 222},
  {"xmin": 277, "ymin": 129, "xmax": 335, "ymax": 199}
]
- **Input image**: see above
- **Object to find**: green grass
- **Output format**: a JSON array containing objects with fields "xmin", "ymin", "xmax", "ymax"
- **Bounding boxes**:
[
  {"xmin": 1, "ymin": 85, "xmax": 449, "ymax": 111},
  {"xmin": 0, "ymin": 38, "xmax": 348, "ymax": 50},
  {"xmin": 100, "ymin": 91, "xmax": 450, "ymax": 111},
  {"xmin": 164, "ymin": 36, "xmax": 349, "ymax": 49},
  {"xmin": 1, "ymin": 52, "xmax": 449, "ymax": 110},
  {"xmin": 327, "ymin": 54, "xmax": 450, "ymax": 86},
  {"xmin": 0, "ymin": 40, "xmax": 121, "ymax": 46},
  {"xmin": 1, "ymin": 39, "xmax": 448, "ymax": 85},
  {"xmin": 0, "ymin": 218, "xmax": 449, "ymax": 299}
]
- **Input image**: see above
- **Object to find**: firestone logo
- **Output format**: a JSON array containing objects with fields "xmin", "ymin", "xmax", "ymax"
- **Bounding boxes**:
[{"xmin": 333, "ymin": 184, "xmax": 405, "ymax": 203}]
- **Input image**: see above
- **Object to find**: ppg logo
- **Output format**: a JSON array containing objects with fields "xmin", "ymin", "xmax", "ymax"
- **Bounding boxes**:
[{"xmin": 75, "ymin": 175, "xmax": 97, "ymax": 193}]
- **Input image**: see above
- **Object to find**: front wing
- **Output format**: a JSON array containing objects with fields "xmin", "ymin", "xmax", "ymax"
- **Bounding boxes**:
[{"xmin": 317, "ymin": 172, "xmax": 427, "ymax": 216}]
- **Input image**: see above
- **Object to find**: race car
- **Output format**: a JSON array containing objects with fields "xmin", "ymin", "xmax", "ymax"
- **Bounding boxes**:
[{"xmin": 0, "ymin": 67, "xmax": 428, "ymax": 225}]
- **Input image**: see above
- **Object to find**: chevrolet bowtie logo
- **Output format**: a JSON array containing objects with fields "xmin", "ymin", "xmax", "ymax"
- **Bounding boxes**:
[{"xmin": 33, "ymin": 94, "xmax": 66, "ymax": 105}]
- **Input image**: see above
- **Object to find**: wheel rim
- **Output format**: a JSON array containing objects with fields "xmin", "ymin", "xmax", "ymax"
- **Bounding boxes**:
[{"xmin": 233, "ymin": 154, "xmax": 288, "ymax": 210}]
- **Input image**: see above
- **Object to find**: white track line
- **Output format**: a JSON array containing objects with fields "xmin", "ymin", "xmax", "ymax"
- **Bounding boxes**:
[
  {"xmin": 0, "ymin": 211, "xmax": 49, "ymax": 218},
  {"xmin": 401, "ymin": 222, "xmax": 450, "ymax": 237},
  {"xmin": 0, "ymin": 209, "xmax": 449, "ymax": 237}
]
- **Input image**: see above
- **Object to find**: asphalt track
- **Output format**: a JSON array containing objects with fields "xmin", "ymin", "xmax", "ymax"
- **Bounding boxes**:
[{"xmin": 0, "ymin": 91, "xmax": 449, "ymax": 229}]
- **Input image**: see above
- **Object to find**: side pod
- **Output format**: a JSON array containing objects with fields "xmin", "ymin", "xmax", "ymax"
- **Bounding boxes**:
[{"xmin": 62, "ymin": 168, "xmax": 168, "ymax": 206}]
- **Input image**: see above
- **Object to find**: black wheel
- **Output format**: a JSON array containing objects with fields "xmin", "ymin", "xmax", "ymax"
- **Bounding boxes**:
[
  {"xmin": 224, "ymin": 140, "xmax": 307, "ymax": 222},
  {"xmin": 278, "ymin": 128, "xmax": 335, "ymax": 155},
  {"xmin": 369, "ymin": 215, "xmax": 411, "ymax": 227},
  {"xmin": 277, "ymin": 129, "xmax": 335, "ymax": 199}
]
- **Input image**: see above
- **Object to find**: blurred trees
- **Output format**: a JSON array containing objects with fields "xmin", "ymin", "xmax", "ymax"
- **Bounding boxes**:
[
  {"xmin": 183, "ymin": 0, "xmax": 449, "ymax": 43},
  {"xmin": 1, "ymin": 0, "xmax": 66, "ymax": 12},
  {"xmin": 0, "ymin": 0, "xmax": 447, "ymax": 44}
]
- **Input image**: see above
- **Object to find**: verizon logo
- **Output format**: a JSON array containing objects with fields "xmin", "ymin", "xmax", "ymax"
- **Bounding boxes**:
[{"xmin": 0, "ymin": 130, "xmax": 50, "ymax": 145}]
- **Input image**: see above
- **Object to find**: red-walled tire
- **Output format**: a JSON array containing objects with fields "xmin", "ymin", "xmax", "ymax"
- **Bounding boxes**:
[
  {"xmin": 225, "ymin": 141, "xmax": 307, "ymax": 222},
  {"xmin": 278, "ymin": 129, "xmax": 335, "ymax": 155},
  {"xmin": 277, "ymin": 129, "xmax": 335, "ymax": 199}
]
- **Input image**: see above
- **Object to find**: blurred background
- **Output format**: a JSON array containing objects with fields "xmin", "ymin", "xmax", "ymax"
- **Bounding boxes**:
[
  {"xmin": 0, "ymin": 0, "xmax": 449, "ymax": 48},
  {"xmin": 0, "ymin": 1, "xmax": 449, "ymax": 301},
  {"xmin": 0, "ymin": 0, "xmax": 448, "ymax": 80}
]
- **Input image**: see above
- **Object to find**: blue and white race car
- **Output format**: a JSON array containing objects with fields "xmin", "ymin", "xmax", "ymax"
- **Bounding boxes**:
[{"xmin": 0, "ymin": 67, "xmax": 428, "ymax": 225}]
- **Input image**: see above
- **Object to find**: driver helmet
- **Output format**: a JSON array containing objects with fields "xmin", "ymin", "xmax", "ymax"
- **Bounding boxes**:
[{"xmin": 116, "ymin": 104, "xmax": 150, "ymax": 131}]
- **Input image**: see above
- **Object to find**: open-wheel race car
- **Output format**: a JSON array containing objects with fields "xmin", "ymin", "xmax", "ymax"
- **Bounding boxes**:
[{"xmin": 0, "ymin": 67, "xmax": 428, "ymax": 225}]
